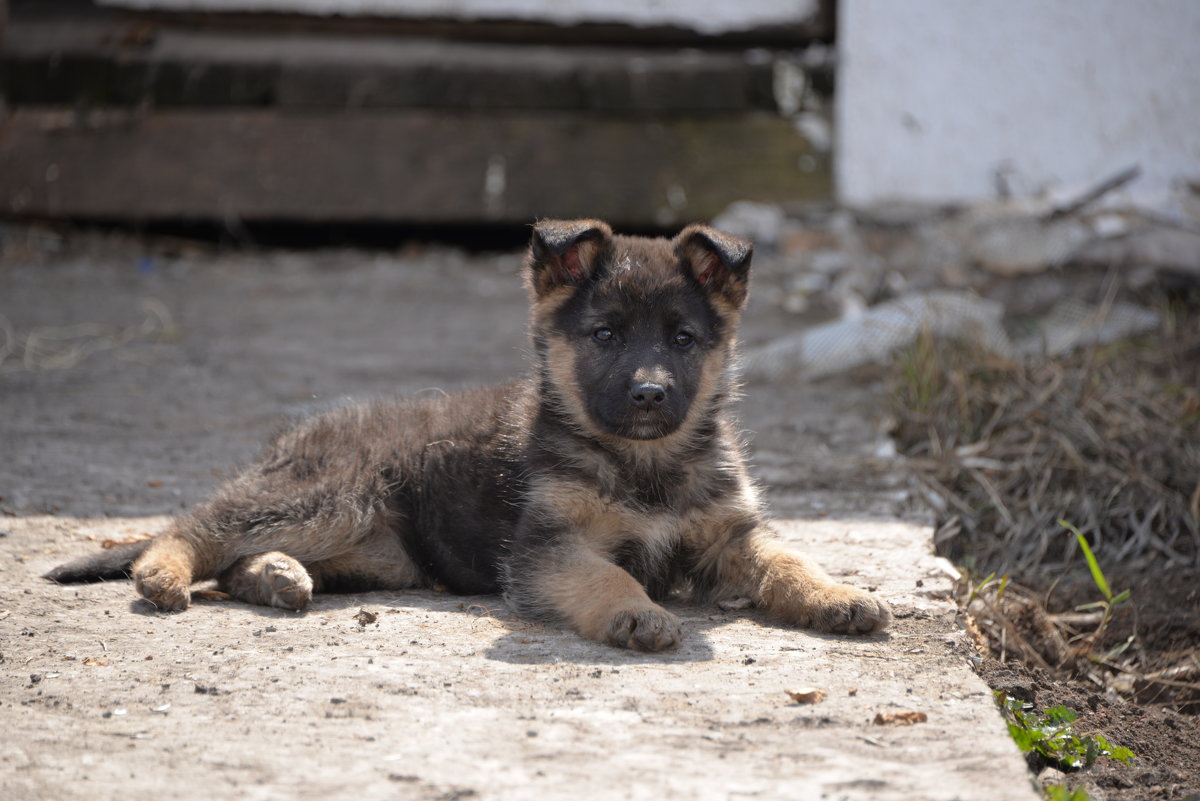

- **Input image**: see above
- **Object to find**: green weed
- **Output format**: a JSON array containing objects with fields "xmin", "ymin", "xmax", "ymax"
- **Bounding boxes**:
[
  {"xmin": 965, "ymin": 570, "xmax": 1008, "ymax": 606},
  {"xmin": 996, "ymin": 692, "xmax": 1136, "ymax": 771},
  {"xmin": 1059, "ymin": 519, "xmax": 1133, "ymax": 662},
  {"xmin": 1043, "ymin": 784, "xmax": 1092, "ymax": 801}
]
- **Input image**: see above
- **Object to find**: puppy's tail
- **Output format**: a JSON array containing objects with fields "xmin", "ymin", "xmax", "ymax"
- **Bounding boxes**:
[{"xmin": 43, "ymin": 539, "xmax": 153, "ymax": 583}]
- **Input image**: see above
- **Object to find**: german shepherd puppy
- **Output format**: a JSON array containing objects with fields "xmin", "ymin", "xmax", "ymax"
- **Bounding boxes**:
[{"xmin": 46, "ymin": 219, "xmax": 889, "ymax": 650}]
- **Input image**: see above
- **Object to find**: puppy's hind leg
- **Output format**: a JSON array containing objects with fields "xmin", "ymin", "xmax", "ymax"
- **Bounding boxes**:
[
  {"xmin": 132, "ymin": 486, "xmax": 363, "ymax": 612},
  {"xmin": 217, "ymin": 552, "xmax": 314, "ymax": 610},
  {"xmin": 131, "ymin": 524, "xmax": 212, "ymax": 612},
  {"xmin": 215, "ymin": 527, "xmax": 422, "ymax": 610},
  {"xmin": 132, "ymin": 458, "xmax": 399, "ymax": 611}
]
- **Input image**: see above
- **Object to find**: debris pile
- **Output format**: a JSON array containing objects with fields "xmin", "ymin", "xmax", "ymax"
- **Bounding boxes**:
[{"xmin": 723, "ymin": 165, "xmax": 1199, "ymax": 383}]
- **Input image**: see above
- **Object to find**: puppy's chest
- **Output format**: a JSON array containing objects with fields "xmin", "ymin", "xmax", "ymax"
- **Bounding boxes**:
[
  {"xmin": 595, "ymin": 454, "xmax": 726, "ymax": 507},
  {"xmin": 590, "ymin": 468, "xmax": 734, "ymax": 553}
]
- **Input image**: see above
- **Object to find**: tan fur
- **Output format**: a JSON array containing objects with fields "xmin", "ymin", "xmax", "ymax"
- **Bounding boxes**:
[
  {"xmin": 544, "ymin": 336, "xmax": 604, "ymax": 438},
  {"xmin": 308, "ymin": 533, "xmax": 424, "ymax": 593},
  {"xmin": 706, "ymin": 529, "xmax": 889, "ymax": 635},
  {"xmin": 132, "ymin": 534, "xmax": 201, "ymax": 611},
  {"xmin": 538, "ymin": 552, "xmax": 682, "ymax": 650},
  {"xmin": 527, "ymin": 479, "xmax": 680, "ymax": 558}
]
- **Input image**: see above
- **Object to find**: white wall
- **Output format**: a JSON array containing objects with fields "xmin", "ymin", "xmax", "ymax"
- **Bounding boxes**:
[{"xmin": 836, "ymin": 0, "xmax": 1200, "ymax": 214}]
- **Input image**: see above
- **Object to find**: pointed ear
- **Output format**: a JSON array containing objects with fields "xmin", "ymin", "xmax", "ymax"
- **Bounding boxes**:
[
  {"xmin": 527, "ymin": 219, "xmax": 614, "ymax": 297},
  {"xmin": 675, "ymin": 224, "xmax": 753, "ymax": 309}
]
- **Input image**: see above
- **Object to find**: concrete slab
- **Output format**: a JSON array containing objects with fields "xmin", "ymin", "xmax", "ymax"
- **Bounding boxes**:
[
  {"xmin": 0, "ymin": 232, "xmax": 1036, "ymax": 800},
  {"xmin": 2, "ymin": 515, "xmax": 1036, "ymax": 801}
]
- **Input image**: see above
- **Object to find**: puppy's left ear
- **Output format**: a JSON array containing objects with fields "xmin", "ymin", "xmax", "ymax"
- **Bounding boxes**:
[{"xmin": 674, "ymin": 225, "xmax": 753, "ymax": 309}]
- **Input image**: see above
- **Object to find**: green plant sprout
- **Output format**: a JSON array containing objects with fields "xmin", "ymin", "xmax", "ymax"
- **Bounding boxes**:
[
  {"xmin": 996, "ymin": 692, "xmax": 1136, "ymax": 771},
  {"xmin": 1058, "ymin": 520, "xmax": 1133, "ymax": 661},
  {"xmin": 965, "ymin": 570, "xmax": 1009, "ymax": 606}
]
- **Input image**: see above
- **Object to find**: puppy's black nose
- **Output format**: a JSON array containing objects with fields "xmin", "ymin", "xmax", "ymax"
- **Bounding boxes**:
[{"xmin": 629, "ymin": 383, "xmax": 666, "ymax": 410}]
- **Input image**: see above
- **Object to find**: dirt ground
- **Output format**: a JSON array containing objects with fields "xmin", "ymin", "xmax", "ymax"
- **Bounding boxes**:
[
  {"xmin": 963, "ymin": 563, "xmax": 1200, "ymax": 801},
  {"xmin": 0, "ymin": 225, "xmax": 1047, "ymax": 801},
  {"xmin": 979, "ymin": 656, "xmax": 1200, "ymax": 801}
]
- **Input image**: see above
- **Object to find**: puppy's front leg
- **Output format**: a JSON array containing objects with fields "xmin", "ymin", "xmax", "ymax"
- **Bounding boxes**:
[
  {"xmin": 551, "ymin": 549, "xmax": 682, "ymax": 650},
  {"xmin": 711, "ymin": 525, "xmax": 890, "ymax": 635},
  {"xmin": 506, "ymin": 543, "xmax": 682, "ymax": 651}
]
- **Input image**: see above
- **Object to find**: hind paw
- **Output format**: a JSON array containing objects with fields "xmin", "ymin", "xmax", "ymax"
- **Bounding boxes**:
[
  {"xmin": 217, "ymin": 552, "xmax": 313, "ymax": 610},
  {"xmin": 134, "ymin": 565, "xmax": 193, "ymax": 612},
  {"xmin": 262, "ymin": 558, "xmax": 313, "ymax": 610}
]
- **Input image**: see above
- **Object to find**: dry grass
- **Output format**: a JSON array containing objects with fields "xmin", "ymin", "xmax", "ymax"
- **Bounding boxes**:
[
  {"xmin": 0, "ymin": 300, "xmax": 177, "ymax": 374},
  {"xmin": 959, "ymin": 573, "xmax": 1200, "ymax": 713},
  {"xmin": 889, "ymin": 298, "xmax": 1200, "ymax": 711},
  {"xmin": 890, "ymin": 308, "xmax": 1200, "ymax": 576}
]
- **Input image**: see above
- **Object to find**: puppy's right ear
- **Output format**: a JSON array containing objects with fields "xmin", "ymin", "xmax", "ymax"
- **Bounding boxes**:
[{"xmin": 527, "ymin": 219, "xmax": 613, "ymax": 297}]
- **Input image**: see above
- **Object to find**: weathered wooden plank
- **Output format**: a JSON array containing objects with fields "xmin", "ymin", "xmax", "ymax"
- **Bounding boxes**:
[
  {"xmin": 100, "ymin": 4, "xmax": 835, "ymax": 46},
  {"xmin": 2, "ymin": 20, "xmax": 779, "ymax": 112},
  {"xmin": 0, "ymin": 108, "xmax": 829, "ymax": 226},
  {"xmin": 96, "ymin": 0, "xmax": 831, "ymax": 41}
]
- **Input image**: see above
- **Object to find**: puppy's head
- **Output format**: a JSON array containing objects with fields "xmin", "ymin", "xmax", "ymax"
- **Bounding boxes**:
[{"xmin": 526, "ymin": 219, "xmax": 752, "ymax": 443}]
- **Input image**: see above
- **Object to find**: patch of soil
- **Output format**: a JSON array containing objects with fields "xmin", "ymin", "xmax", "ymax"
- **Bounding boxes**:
[
  {"xmin": 970, "ymin": 565, "xmax": 1200, "ymax": 801},
  {"xmin": 976, "ymin": 658, "xmax": 1200, "ymax": 801},
  {"xmin": 1048, "ymin": 566, "xmax": 1200, "ymax": 714}
]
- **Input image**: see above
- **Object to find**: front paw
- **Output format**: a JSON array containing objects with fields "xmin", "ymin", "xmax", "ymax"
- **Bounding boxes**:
[
  {"xmin": 604, "ymin": 605, "xmax": 683, "ymax": 651},
  {"xmin": 800, "ymin": 584, "xmax": 890, "ymax": 634}
]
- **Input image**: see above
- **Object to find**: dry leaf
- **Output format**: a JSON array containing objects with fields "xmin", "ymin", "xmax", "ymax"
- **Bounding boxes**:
[
  {"xmin": 873, "ymin": 710, "xmax": 927, "ymax": 725},
  {"xmin": 83, "ymin": 657, "xmax": 110, "ymax": 667},
  {"xmin": 354, "ymin": 608, "xmax": 379, "ymax": 627},
  {"xmin": 785, "ymin": 688, "xmax": 827, "ymax": 704},
  {"xmin": 100, "ymin": 535, "xmax": 151, "ymax": 549},
  {"xmin": 192, "ymin": 589, "xmax": 231, "ymax": 602}
]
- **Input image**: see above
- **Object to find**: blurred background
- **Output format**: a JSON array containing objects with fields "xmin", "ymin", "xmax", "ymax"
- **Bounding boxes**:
[
  {"xmin": 1, "ymin": 0, "xmax": 1197, "ymax": 235},
  {"xmin": 1, "ymin": 0, "xmax": 836, "ymax": 243}
]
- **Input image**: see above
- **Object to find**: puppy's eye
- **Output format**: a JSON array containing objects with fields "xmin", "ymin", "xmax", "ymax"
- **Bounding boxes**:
[
  {"xmin": 593, "ymin": 328, "xmax": 614, "ymax": 342},
  {"xmin": 673, "ymin": 332, "xmax": 695, "ymax": 349}
]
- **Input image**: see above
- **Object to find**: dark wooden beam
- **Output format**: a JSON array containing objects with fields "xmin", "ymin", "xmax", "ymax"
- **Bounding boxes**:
[
  {"xmin": 0, "ymin": 108, "xmax": 829, "ymax": 226},
  {"xmin": 2, "ymin": 19, "xmax": 787, "ymax": 112}
]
